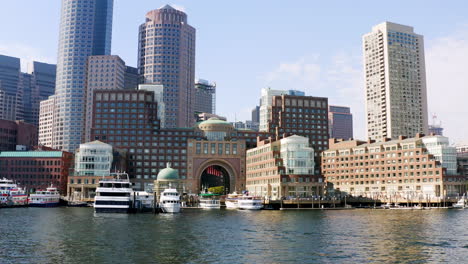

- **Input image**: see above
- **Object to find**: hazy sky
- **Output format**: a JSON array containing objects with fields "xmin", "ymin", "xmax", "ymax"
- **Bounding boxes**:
[{"xmin": 1, "ymin": 0, "xmax": 467, "ymax": 143}]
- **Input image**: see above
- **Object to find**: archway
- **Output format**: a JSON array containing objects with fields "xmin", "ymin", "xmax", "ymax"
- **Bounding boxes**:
[{"xmin": 200, "ymin": 165, "xmax": 230, "ymax": 194}]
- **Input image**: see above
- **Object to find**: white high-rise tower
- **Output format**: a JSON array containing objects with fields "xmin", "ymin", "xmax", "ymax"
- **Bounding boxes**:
[
  {"xmin": 40, "ymin": 0, "xmax": 113, "ymax": 152},
  {"xmin": 363, "ymin": 22, "xmax": 428, "ymax": 140}
]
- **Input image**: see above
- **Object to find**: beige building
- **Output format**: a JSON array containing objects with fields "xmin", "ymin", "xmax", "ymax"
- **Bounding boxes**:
[
  {"xmin": 83, "ymin": 55, "xmax": 126, "ymax": 142},
  {"xmin": 322, "ymin": 134, "xmax": 466, "ymax": 203},
  {"xmin": 246, "ymin": 135, "xmax": 325, "ymax": 200},
  {"xmin": 38, "ymin": 95, "xmax": 56, "ymax": 147},
  {"xmin": 363, "ymin": 22, "xmax": 428, "ymax": 140}
]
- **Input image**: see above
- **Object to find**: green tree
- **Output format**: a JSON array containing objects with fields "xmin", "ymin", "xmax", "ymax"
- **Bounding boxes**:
[{"xmin": 208, "ymin": 186, "xmax": 225, "ymax": 194}]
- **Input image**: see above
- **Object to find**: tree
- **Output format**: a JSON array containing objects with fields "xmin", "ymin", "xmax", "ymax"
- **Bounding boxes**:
[{"xmin": 208, "ymin": 186, "xmax": 225, "ymax": 194}]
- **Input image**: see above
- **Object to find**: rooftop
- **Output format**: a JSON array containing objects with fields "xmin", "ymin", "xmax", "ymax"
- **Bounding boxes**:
[{"xmin": 0, "ymin": 151, "xmax": 64, "ymax": 158}]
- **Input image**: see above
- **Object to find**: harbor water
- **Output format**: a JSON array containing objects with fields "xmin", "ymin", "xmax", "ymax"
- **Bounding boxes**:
[{"xmin": 1, "ymin": 208, "xmax": 467, "ymax": 263}]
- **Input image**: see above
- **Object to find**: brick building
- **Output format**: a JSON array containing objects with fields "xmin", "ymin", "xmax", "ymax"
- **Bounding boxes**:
[
  {"xmin": 246, "ymin": 135, "xmax": 325, "ymax": 200},
  {"xmin": 322, "ymin": 134, "xmax": 466, "ymax": 203},
  {"xmin": 0, "ymin": 119, "xmax": 37, "ymax": 151},
  {"xmin": 0, "ymin": 150, "xmax": 73, "ymax": 194},
  {"xmin": 90, "ymin": 90, "xmax": 270, "ymax": 191}
]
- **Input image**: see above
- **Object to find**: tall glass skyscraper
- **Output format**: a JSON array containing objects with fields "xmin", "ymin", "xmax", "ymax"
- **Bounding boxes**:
[
  {"xmin": 138, "ymin": 5, "xmax": 196, "ymax": 128},
  {"xmin": 50, "ymin": 0, "xmax": 113, "ymax": 152}
]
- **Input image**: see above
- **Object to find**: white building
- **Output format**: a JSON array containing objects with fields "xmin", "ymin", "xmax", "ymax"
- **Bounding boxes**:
[
  {"xmin": 280, "ymin": 135, "xmax": 315, "ymax": 175},
  {"xmin": 421, "ymin": 136, "xmax": 457, "ymax": 175},
  {"xmin": 38, "ymin": 95, "xmax": 56, "ymax": 147},
  {"xmin": 363, "ymin": 22, "xmax": 428, "ymax": 140},
  {"xmin": 74, "ymin": 141, "xmax": 113, "ymax": 176}
]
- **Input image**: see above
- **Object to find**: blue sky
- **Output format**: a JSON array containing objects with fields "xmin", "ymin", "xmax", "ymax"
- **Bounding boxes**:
[{"xmin": 1, "ymin": 0, "xmax": 468, "ymax": 143}]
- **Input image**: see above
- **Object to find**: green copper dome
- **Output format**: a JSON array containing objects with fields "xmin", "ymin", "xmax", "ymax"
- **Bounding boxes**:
[
  {"xmin": 157, "ymin": 163, "xmax": 179, "ymax": 180},
  {"xmin": 199, "ymin": 117, "xmax": 231, "ymax": 126}
]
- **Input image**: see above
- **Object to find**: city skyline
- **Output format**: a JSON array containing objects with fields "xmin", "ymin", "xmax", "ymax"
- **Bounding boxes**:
[{"xmin": 1, "ymin": 1, "xmax": 467, "ymax": 143}]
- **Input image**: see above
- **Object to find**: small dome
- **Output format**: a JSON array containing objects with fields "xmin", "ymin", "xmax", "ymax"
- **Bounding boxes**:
[{"xmin": 157, "ymin": 163, "xmax": 179, "ymax": 180}]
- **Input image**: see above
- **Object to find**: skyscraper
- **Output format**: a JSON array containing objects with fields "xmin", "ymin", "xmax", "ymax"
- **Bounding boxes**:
[
  {"xmin": 0, "ymin": 55, "xmax": 56, "ymax": 126},
  {"xmin": 138, "ymin": 5, "xmax": 196, "ymax": 128},
  {"xmin": 0, "ymin": 55, "xmax": 21, "ymax": 121},
  {"xmin": 83, "ymin": 55, "xmax": 125, "ymax": 142},
  {"xmin": 194, "ymin": 79, "xmax": 216, "ymax": 114},
  {"xmin": 363, "ymin": 22, "xmax": 428, "ymax": 140},
  {"xmin": 328, "ymin": 105, "xmax": 353, "ymax": 140},
  {"xmin": 46, "ymin": 0, "xmax": 113, "ymax": 152}
]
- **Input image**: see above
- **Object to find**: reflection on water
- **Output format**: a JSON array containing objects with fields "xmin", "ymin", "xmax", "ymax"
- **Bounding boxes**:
[{"xmin": 0, "ymin": 208, "xmax": 467, "ymax": 263}]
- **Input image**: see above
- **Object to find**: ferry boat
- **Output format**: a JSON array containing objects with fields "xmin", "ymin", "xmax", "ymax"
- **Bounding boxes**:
[
  {"xmin": 199, "ymin": 193, "xmax": 221, "ymax": 209},
  {"xmin": 159, "ymin": 188, "xmax": 181, "ymax": 213},
  {"xmin": 238, "ymin": 196, "xmax": 263, "ymax": 210},
  {"xmin": 0, "ymin": 178, "xmax": 28, "ymax": 207},
  {"xmin": 225, "ymin": 193, "xmax": 240, "ymax": 209},
  {"xmin": 94, "ymin": 173, "xmax": 133, "ymax": 213},
  {"xmin": 134, "ymin": 191, "xmax": 155, "ymax": 211},
  {"xmin": 29, "ymin": 185, "xmax": 60, "ymax": 207}
]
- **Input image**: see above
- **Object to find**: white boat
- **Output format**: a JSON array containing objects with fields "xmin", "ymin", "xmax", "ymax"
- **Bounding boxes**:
[
  {"xmin": 94, "ymin": 173, "xmax": 133, "ymax": 213},
  {"xmin": 452, "ymin": 198, "xmax": 466, "ymax": 209},
  {"xmin": 29, "ymin": 185, "xmax": 60, "ymax": 207},
  {"xmin": 225, "ymin": 193, "xmax": 240, "ymax": 209},
  {"xmin": 0, "ymin": 178, "xmax": 28, "ymax": 206},
  {"xmin": 134, "ymin": 191, "xmax": 155, "ymax": 211},
  {"xmin": 238, "ymin": 196, "xmax": 263, "ymax": 210},
  {"xmin": 199, "ymin": 193, "xmax": 221, "ymax": 209},
  {"xmin": 159, "ymin": 188, "xmax": 181, "ymax": 213}
]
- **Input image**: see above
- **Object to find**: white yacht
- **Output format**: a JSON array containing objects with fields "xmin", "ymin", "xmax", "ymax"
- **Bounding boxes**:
[
  {"xmin": 199, "ymin": 193, "xmax": 221, "ymax": 209},
  {"xmin": 29, "ymin": 185, "xmax": 60, "ymax": 207},
  {"xmin": 452, "ymin": 198, "xmax": 466, "ymax": 209},
  {"xmin": 94, "ymin": 173, "xmax": 133, "ymax": 213},
  {"xmin": 238, "ymin": 196, "xmax": 263, "ymax": 210},
  {"xmin": 159, "ymin": 188, "xmax": 181, "ymax": 213},
  {"xmin": 225, "ymin": 193, "xmax": 240, "ymax": 209},
  {"xmin": 0, "ymin": 178, "xmax": 28, "ymax": 207},
  {"xmin": 134, "ymin": 191, "xmax": 155, "ymax": 211}
]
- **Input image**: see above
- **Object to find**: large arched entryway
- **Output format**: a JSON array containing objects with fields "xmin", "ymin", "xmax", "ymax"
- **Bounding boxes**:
[{"xmin": 200, "ymin": 165, "xmax": 230, "ymax": 194}]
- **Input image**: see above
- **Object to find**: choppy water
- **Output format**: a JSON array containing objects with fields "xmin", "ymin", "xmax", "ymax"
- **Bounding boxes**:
[{"xmin": 0, "ymin": 208, "xmax": 467, "ymax": 263}]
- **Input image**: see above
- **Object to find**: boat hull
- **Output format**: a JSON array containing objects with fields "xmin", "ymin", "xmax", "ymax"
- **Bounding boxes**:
[
  {"xmin": 29, "ymin": 202, "xmax": 60, "ymax": 207},
  {"xmin": 95, "ymin": 207, "xmax": 130, "ymax": 213},
  {"xmin": 161, "ymin": 204, "xmax": 181, "ymax": 213}
]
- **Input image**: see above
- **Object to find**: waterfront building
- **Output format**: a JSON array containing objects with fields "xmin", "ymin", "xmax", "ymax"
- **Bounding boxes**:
[
  {"xmin": 83, "ymin": 55, "xmax": 126, "ymax": 142},
  {"xmin": 363, "ymin": 22, "xmax": 428, "ymax": 140},
  {"xmin": 90, "ymin": 90, "xmax": 270, "ymax": 191},
  {"xmin": 246, "ymin": 135, "xmax": 325, "ymax": 200},
  {"xmin": 0, "ymin": 119, "xmax": 37, "ymax": 151},
  {"xmin": 68, "ymin": 140, "xmax": 126, "ymax": 202},
  {"xmin": 0, "ymin": 55, "xmax": 56, "ymax": 126},
  {"xmin": 428, "ymin": 125, "xmax": 443, "ymax": 136},
  {"xmin": 124, "ymin": 66, "xmax": 139, "ymax": 90},
  {"xmin": 456, "ymin": 144, "xmax": 468, "ymax": 178},
  {"xmin": 328, "ymin": 105, "xmax": 353, "ymax": 140},
  {"xmin": 194, "ymin": 79, "xmax": 216, "ymax": 114},
  {"xmin": 42, "ymin": 0, "xmax": 114, "ymax": 152},
  {"xmin": 138, "ymin": 5, "xmax": 196, "ymax": 128},
  {"xmin": 0, "ymin": 150, "xmax": 73, "ymax": 194},
  {"xmin": 259, "ymin": 88, "xmax": 302, "ymax": 132},
  {"xmin": 322, "ymin": 134, "xmax": 466, "ymax": 202}
]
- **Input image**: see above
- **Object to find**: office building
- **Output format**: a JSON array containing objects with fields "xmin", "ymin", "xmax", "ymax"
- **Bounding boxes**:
[
  {"xmin": 124, "ymin": 66, "xmax": 139, "ymax": 90},
  {"xmin": 0, "ymin": 55, "xmax": 55, "ymax": 126},
  {"xmin": 44, "ymin": 0, "xmax": 114, "ymax": 152},
  {"xmin": 363, "ymin": 22, "xmax": 428, "ymax": 140},
  {"xmin": 0, "ymin": 119, "xmax": 37, "ymax": 151},
  {"xmin": 138, "ymin": 84, "xmax": 166, "ymax": 128},
  {"xmin": 194, "ymin": 79, "xmax": 216, "ymax": 114},
  {"xmin": 83, "ymin": 55, "xmax": 126, "ymax": 142},
  {"xmin": 322, "ymin": 134, "xmax": 465, "ymax": 202},
  {"xmin": 246, "ymin": 135, "xmax": 324, "ymax": 199},
  {"xmin": 0, "ymin": 150, "xmax": 73, "ymax": 194},
  {"xmin": 138, "ymin": 4, "xmax": 196, "ymax": 128},
  {"xmin": 328, "ymin": 105, "xmax": 353, "ymax": 140},
  {"xmin": 252, "ymin": 105, "xmax": 260, "ymax": 123}
]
